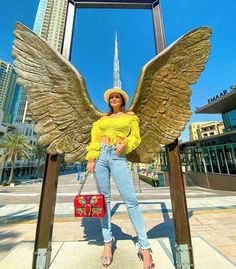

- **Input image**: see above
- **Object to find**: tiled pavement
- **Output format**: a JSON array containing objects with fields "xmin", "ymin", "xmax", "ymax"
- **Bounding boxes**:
[
  {"xmin": 0, "ymin": 209, "xmax": 236, "ymax": 268},
  {"xmin": 0, "ymin": 173, "xmax": 236, "ymax": 267}
]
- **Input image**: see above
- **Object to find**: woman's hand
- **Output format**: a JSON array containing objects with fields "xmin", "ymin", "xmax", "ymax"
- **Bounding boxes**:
[
  {"xmin": 115, "ymin": 143, "xmax": 126, "ymax": 155},
  {"xmin": 87, "ymin": 160, "xmax": 96, "ymax": 173}
]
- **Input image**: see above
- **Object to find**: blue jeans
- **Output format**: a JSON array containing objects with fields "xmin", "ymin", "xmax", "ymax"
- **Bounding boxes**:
[{"xmin": 95, "ymin": 144, "xmax": 151, "ymax": 249}]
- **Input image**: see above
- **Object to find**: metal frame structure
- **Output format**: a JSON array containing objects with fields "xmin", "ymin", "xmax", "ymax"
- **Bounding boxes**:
[
  {"xmin": 62, "ymin": 0, "xmax": 165, "ymax": 59},
  {"xmin": 33, "ymin": 1, "xmax": 194, "ymax": 268}
]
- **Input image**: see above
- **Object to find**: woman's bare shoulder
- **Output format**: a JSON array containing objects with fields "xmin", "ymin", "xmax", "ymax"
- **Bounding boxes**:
[
  {"xmin": 100, "ymin": 115, "xmax": 109, "ymax": 119},
  {"xmin": 126, "ymin": 111, "xmax": 136, "ymax": 116}
]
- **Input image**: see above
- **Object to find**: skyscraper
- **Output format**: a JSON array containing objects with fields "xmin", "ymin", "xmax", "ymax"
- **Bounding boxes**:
[
  {"xmin": 12, "ymin": 86, "xmax": 27, "ymax": 123},
  {"xmin": 0, "ymin": 61, "xmax": 18, "ymax": 123},
  {"xmin": 33, "ymin": 0, "xmax": 68, "ymax": 52},
  {"xmin": 14, "ymin": 0, "xmax": 68, "ymax": 123},
  {"xmin": 113, "ymin": 32, "xmax": 122, "ymax": 88}
]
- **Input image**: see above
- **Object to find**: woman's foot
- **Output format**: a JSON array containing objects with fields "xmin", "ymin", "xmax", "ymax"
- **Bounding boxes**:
[
  {"xmin": 138, "ymin": 248, "xmax": 155, "ymax": 269},
  {"xmin": 101, "ymin": 240, "xmax": 113, "ymax": 267}
]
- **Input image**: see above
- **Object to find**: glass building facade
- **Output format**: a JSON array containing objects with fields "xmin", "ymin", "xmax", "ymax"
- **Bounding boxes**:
[
  {"xmin": 12, "ymin": 86, "xmax": 27, "ymax": 123},
  {"xmin": 222, "ymin": 109, "xmax": 236, "ymax": 132},
  {"xmin": 33, "ymin": 0, "xmax": 68, "ymax": 52},
  {"xmin": 180, "ymin": 89, "xmax": 236, "ymax": 180},
  {"xmin": 0, "ymin": 61, "xmax": 18, "ymax": 123},
  {"xmin": 160, "ymin": 89, "xmax": 236, "ymax": 185},
  {"xmin": 14, "ymin": 0, "xmax": 68, "ymax": 123},
  {"xmin": 33, "ymin": 0, "xmax": 47, "ymax": 34},
  {"xmin": 180, "ymin": 132, "xmax": 236, "ymax": 175}
]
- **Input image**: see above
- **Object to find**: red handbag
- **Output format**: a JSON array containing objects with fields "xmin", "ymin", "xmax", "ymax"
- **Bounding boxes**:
[{"xmin": 74, "ymin": 172, "xmax": 106, "ymax": 218}]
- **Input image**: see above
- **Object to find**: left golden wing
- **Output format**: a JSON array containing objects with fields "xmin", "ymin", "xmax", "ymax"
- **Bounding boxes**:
[
  {"xmin": 127, "ymin": 27, "xmax": 212, "ymax": 163},
  {"xmin": 12, "ymin": 22, "xmax": 103, "ymax": 162}
]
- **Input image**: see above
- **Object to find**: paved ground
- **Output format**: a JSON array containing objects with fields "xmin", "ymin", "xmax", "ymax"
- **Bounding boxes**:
[{"xmin": 0, "ymin": 173, "xmax": 236, "ymax": 268}]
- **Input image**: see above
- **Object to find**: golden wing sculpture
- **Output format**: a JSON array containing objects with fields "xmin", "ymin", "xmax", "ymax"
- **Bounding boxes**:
[
  {"xmin": 12, "ymin": 22, "xmax": 103, "ymax": 162},
  {"xmin": 12, "ymin": 22, "xmax": 211, "ymax": 163},
  {"xmin": 127, "ymin": 27, "xmax": 212, "ymax": 162}
]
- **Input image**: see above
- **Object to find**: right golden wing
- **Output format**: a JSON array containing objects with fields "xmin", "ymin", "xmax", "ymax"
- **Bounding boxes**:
[
  {"xmin": 128, "ymin": 27, "xmax": 212, "ymax": 163},
  {"xmin": 12, "ymin": 22, "xmax": 103, "ymax": 162}
]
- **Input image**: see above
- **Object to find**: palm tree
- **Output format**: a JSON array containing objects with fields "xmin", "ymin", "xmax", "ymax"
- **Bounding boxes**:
[
  {"xmin": 0, "ymin": 155, "xmax": 6, "ymax": 184},
  {"xmin": 33, "ymin": 143, "xmax": 47, "ymax": 177},
  {"xmin": 1, "ymin": 135, "xmax": 32, "ymax": 185}
]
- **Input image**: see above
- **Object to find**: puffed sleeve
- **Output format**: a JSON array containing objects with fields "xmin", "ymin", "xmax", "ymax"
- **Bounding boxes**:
[
  {"xmin": 85, "ymin": 120, "xmax": 101, "ymax": 160},
  {"xmin": 123, "ymin": 116, "xmax": 141, "ymax": 154}
]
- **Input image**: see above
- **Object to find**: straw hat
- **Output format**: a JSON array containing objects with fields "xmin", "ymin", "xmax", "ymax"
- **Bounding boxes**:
[{"xmin": 104, "ymin": 87, "xmax": 129, "ymax": 104}]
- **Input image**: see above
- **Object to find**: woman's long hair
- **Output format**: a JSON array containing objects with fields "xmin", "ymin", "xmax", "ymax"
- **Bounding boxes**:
[{"xmin": 107, "ymin": 94, "xmax": 127, "ymax": 115}]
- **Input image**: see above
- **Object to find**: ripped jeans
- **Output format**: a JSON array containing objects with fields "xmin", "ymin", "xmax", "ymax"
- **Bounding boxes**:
[{"xmin": 95, "ymin": 144, "xmax": 151, "ymax": 249}]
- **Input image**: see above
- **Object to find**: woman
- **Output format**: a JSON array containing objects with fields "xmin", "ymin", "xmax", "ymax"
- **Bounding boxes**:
[{"xmin": 86, "ymin": 87, "xmax": 155, "ymax": 269}]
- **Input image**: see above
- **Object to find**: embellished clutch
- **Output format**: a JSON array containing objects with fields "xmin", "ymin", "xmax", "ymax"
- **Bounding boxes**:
[
  {"xmin": 74, "ymin": 193, "xmax": 106, "ymax": 217},
  {"xmin": 74, "ymin": 172, "xmax": 106, "ymax": 218}
]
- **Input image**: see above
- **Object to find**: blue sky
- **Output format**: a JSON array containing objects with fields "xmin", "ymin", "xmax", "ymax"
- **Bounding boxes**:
[{"xmin": 0, "ymin": 0, "xmax": 236, "ymax": 141}]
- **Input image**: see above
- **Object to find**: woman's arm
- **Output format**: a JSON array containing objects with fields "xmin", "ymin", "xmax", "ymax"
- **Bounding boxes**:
[
  {"xmin": 86, "ymin": 120, "xmax": 101, "ymax": 172},
  {"xmin": 122, "ymin": 112, "xmax": 141, "ymax": 154},
  {"xmin": 87, "ymin": 159, "xmax": 96, "ymax": 172}
]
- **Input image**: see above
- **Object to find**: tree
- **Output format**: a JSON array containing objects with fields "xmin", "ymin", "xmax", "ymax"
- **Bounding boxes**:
[
  {"xmin": 33, "ymin": 143, "xmax": 47, "ymax": 177},
  {"xmin": 1, "ymin": 135, "xmax": 32, "ymax": 185},
  {"xmin": 0, "ymin": 155, "xmax": 6, "ymax": 184}
]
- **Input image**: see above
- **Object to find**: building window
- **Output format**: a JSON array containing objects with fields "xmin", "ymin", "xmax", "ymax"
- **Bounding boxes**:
[
  {"xmin": 209, "ymin": 147, "xmax": 219, "ymax": 173},
  {"xmin": 216, "ymin": 146, "xmax": 228, "ymax": 174},
  {"xmin": 222, "ymin": 109, "xmax": 236, "ymax": 131},
  {"xmin": 199, "ymin": 150, "xmax": 205, "ymax": 172},
  {"xmin": 203, "ymin": 148, "xmax": 212, "ymax": 172},
  {"xmin": 224, "ymin": 145, "xmax": 236, "ymax": 174}
]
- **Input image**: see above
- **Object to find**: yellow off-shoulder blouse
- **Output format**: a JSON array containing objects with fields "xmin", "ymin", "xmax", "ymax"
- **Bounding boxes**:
[{"xmin": 85, "ymin": 114, "xmax": 141, "ymax": 160}]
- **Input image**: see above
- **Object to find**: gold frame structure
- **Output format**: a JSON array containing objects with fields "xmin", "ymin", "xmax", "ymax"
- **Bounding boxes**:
[{"xmin": 32, "ymin": 1, "xmax": 194, "ymax": 268}]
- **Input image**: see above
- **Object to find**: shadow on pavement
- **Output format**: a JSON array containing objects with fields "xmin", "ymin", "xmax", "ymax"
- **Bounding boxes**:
[
  {"xmin": 0, "ymin": 206, "xmax": 38, "ymax": 223},
  {"xmin": 81, "ymin": 218, "xmax": 134, "ymax": 242},
  {"xmin": 110, "ymin": 201, "xmax": 192, "ymax": 265},
  {"xmin": 147, "ymin": 202, "xmax": 176, "ymax": 264},
  {"xmin": 0, "ymin": 229, "xmax": 21, "ymax": 256},
  {"xmin": 81, "ymin": 218, "xmax": 135, "ymax": 257}
]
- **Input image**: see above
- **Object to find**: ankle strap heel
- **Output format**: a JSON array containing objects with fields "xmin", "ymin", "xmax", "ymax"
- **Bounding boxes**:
[
  {"xmin": 137, "ymin": 248, "xmax": 155, "ymax": 269},
  {"xmin": 100, "ymin": 239, "xmax": 114, "ymax": 267}
]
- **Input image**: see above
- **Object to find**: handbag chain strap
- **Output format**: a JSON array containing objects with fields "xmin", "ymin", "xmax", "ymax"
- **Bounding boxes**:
[{"xmin": 78, "ymin": 171, "xmax": 101, "ymax": 195}]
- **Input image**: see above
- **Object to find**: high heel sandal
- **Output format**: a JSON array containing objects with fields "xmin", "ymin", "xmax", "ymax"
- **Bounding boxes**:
[
  {"xmin": 137, "ymin": 248, "xmax": 155, "ymax": 269},
  {"xmin": 100, "ymin": 240, "xmax": 113, "ymax": 267}
]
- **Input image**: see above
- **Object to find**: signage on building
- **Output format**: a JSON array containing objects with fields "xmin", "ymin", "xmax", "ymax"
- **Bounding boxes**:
[{"xmin": 208, "ymin": 90, "xmax": 227, "ymax": 103}]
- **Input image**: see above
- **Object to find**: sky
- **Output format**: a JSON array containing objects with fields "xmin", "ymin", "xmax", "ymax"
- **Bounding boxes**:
[{"xmin": 0, "ymin": 0, "xmax": 236, "ymax": 141}]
